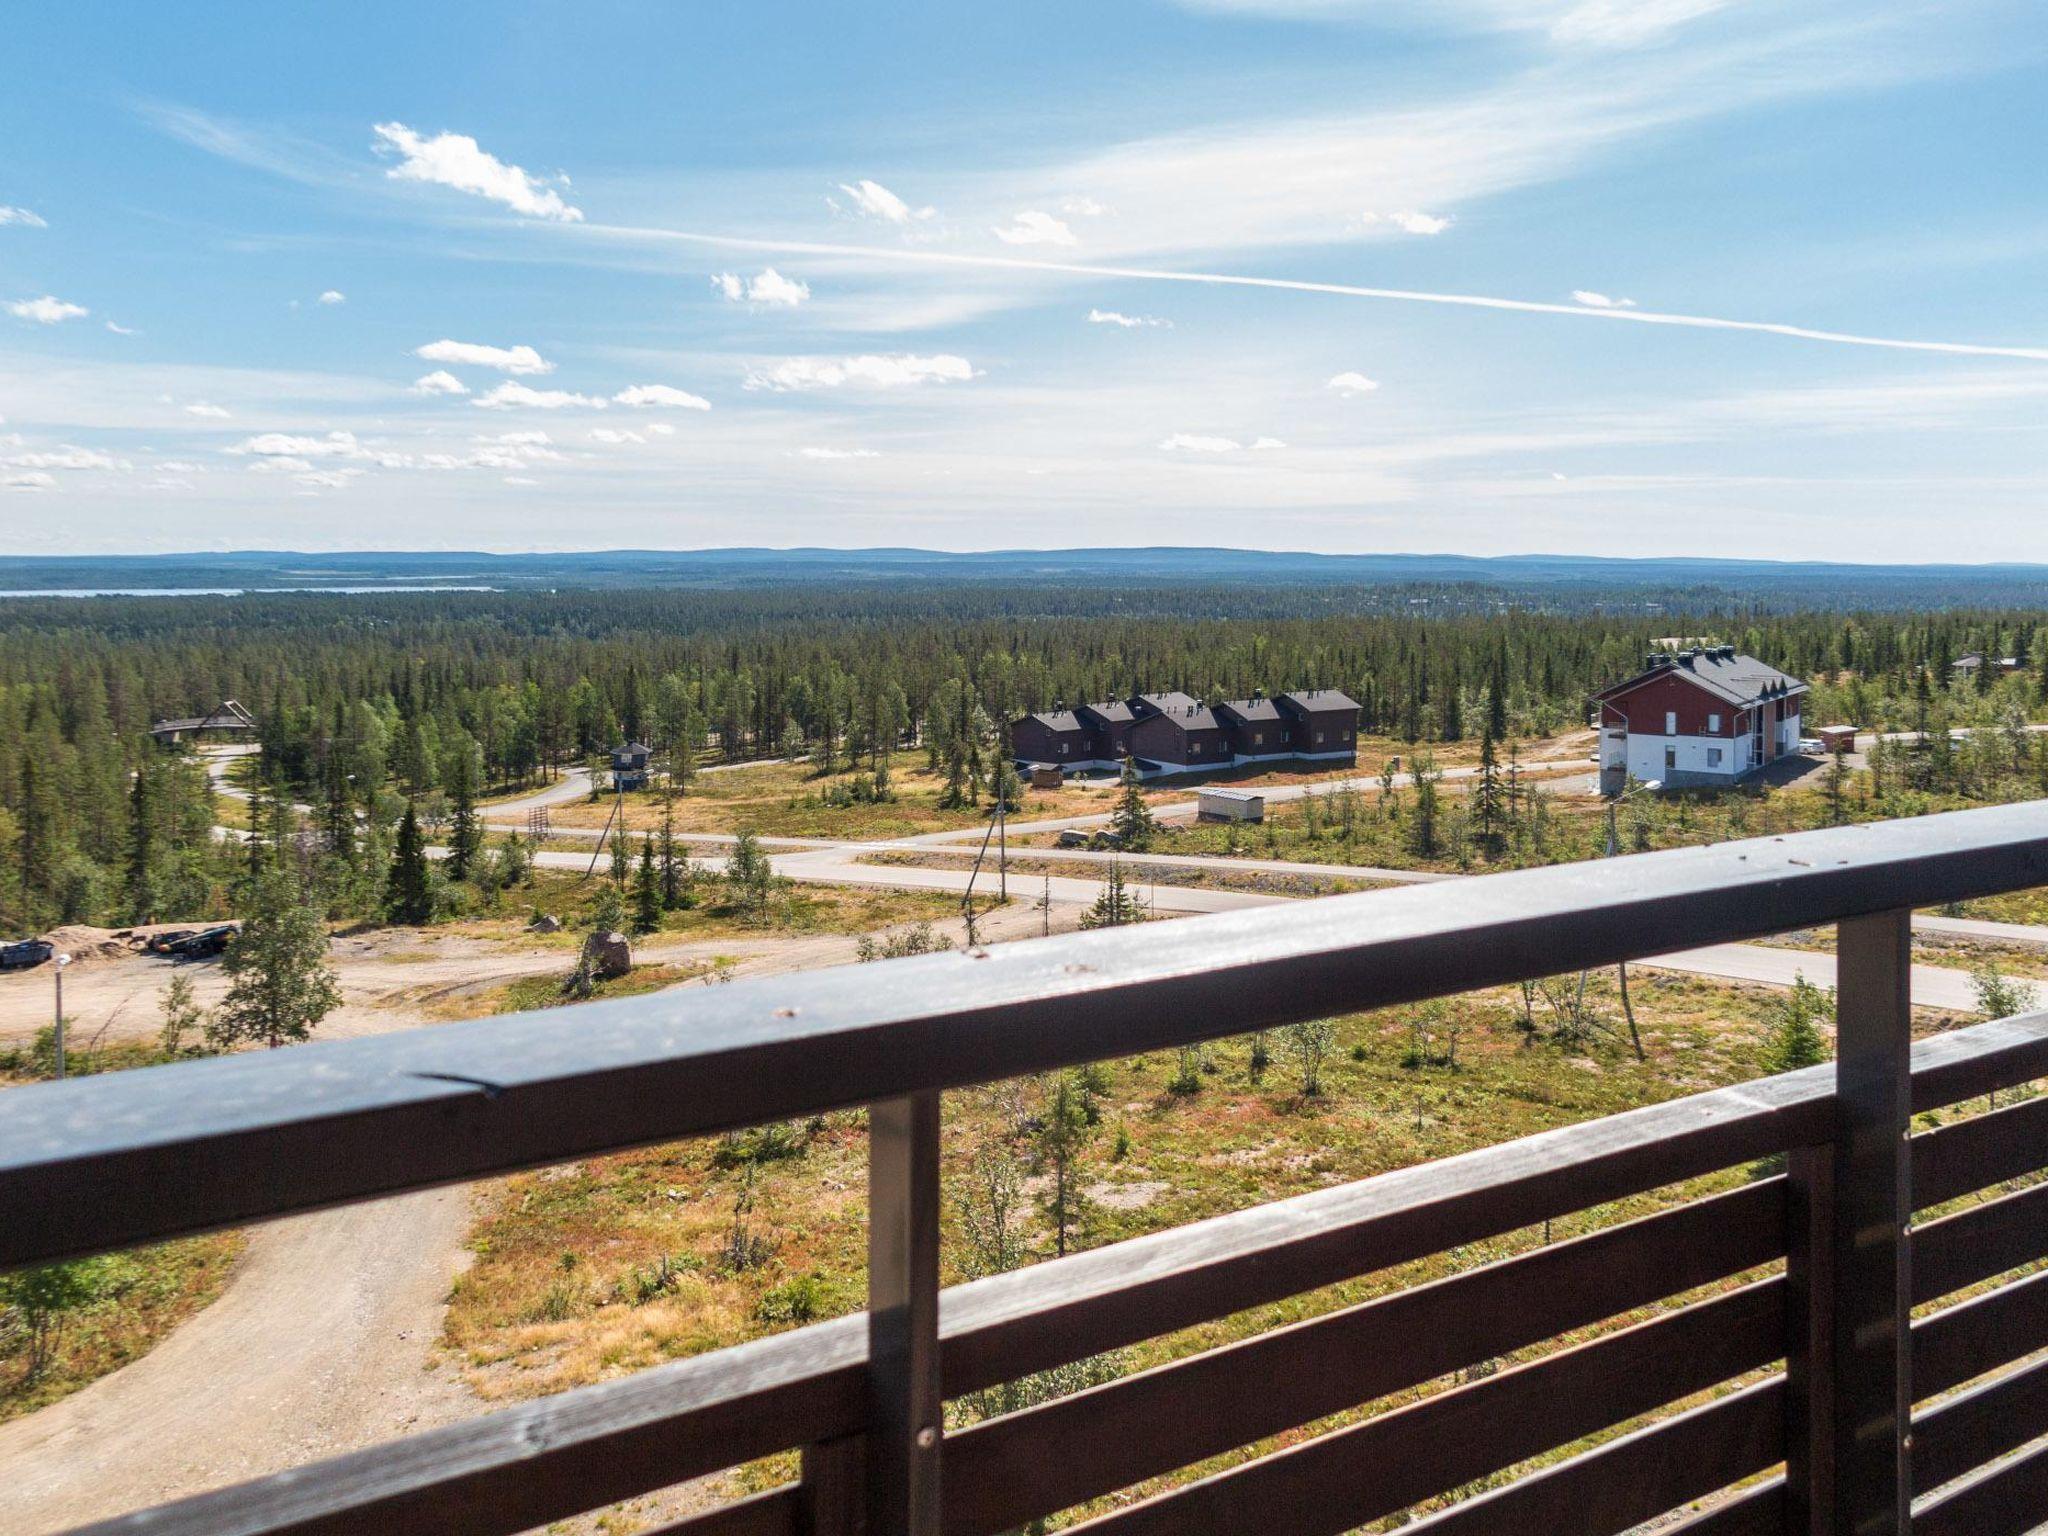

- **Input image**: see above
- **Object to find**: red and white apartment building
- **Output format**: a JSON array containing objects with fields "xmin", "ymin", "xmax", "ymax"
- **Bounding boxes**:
[{"xmin": 1592, "ymin": 646, "xmax": 1806, "ymax": 791}]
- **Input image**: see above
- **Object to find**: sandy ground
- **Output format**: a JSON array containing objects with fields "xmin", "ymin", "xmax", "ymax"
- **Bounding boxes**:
[{"xmin": 0, "ymin": 902, "xmax": 1054, "ymax": 1535}]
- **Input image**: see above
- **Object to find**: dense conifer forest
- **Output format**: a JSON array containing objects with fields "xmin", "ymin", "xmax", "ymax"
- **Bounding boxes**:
[{"xmin": 4, "ymin": 584, "xmax": 2047, "ymax": 933}]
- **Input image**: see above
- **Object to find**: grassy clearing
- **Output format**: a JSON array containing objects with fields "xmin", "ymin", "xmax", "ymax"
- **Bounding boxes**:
[
  {"xmin": 0, "ymin": 1233, "xmax": 246, "ymax": 1424},
  {"xmin": 857, "ymin": 849, "xmax": 1390, "ymax": 899},
  {"xmin": 424, "ymin": 870, "xmax": 980, "ymax": 950}
]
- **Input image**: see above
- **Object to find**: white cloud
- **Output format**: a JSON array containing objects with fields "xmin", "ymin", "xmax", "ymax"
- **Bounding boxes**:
[
  {"xmin": 372, "ymin": 122, "xmax": 582, "ymax": 221},
  {"xmin": 1252, "ymin": 436, "xmax": 1288, "ymax": 450},
  {"xmin": 800, "ymin": 446, "xmax": 880, "ymax": 460},
  {"xmin": 7, "ymin": 295, "xmax": 88, "ymax": 324},
  {"xmin": 6, "ymin": 446, "xmax": 118, "ymax": 471},
  {"xmin": 473, "ymin": 382, "xmax": 605, "ymax": 410},
  {"xmin": 105, "ymin": 320, "xmax": 138, "ymax": 336},
  {"xmin": 833, "ymin": 178, "xmax": 934, "ymax": 224},
  {"xmin": 1087, "ymin": 308, "xmax": 1171, "ymax": 329},
  {"xmin": 227, "ymin": 430, "xmax": 368, "ymax": 459},
  {"xmin": 612, "ymin": 384, "xmax": 711, "ymax": 409},
  {"xmin": 246, "ymin": 456, "xmax": 314, "ymax": 474},
  {"xmin": 156, "ymin": 461, "xmax": 205, "ymax": 473},
  {"xmin": 503, "ymin": 476, "xmax": 539, "ymax": 486},
  {"xmin": 3, "ymin": 471, "xmax": 55, "ymax": 490},
  {"xmin": 0, "ymin": 206, "xmax": 48, "ymax": 229},
  {"xmin": 1328, "ymin": 371, "xmax": 1381, "ymax": 396},
  {"xmin": 646, "ymin": 423, "xmax": 676, "ymax": 437},
  {"xmin": 993, "ymin": 210, "xmax": 1078, "ymax": 246},
  {"xmin": 318, "ymin": 289, "xmax": 346, "ymax": 305},
  {"xmin": 744, "ymin": 354, "xmax": 976, "ymax": 391},
  {"xmin": 589, "ymin": 427, "xmax": 644, "ymax": 445},
  {"xmin": 184, "ymin": 402, "xmax": 232, "ymax": 419},
  {"xmin": 1159, "ymin": 433, "xmax": 1242, "ymax": 452},
  {"xmin": 477, "ymin": 430, "xmax": 553, "ymax": 446},
  {"xmin": 415, "ymin": 339, "xmax": 552, "ymax": 375},
  {"xmin": 1367, "ymin": 209, "xmax": 1454, "ymax": 235},
  {"xmin": 1572, "ymin": 289, "xmax": 1637, "ymax": 308},
  {"xmin": 1061, "ymin": 196, "xmax": 1111, "ymax": 217},
  {"xmin": 410, "ymin": 370, "xmax": 469, "ymax": 396},
  {"xmin": 711, "ymin": 267, "xmax": 810, "ymax": 307}
]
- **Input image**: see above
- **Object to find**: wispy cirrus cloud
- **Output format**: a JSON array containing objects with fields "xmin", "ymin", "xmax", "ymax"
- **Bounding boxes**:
[
  {"xmin": 0, "ymin": 206, "xmax": 47, "ymax": 228},
  {"xmin": 1088, "ymin": 308, "xmax": 1171, "ymax": 328},
  {"xmin": 832, "ymin": 178, "xmax": 934, "ymax": 224},
  {"xmin": 373, "ymin": 122, "xmax": 582, "ymax": 221}
]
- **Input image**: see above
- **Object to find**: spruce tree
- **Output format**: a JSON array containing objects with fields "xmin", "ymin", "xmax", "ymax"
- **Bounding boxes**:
[
  {"xmin": 633, "ymin": 834, "xmax": 662, "ymax": 934},
  {"xmin": 1472, "ymin": 730, "xmax": 1505, "ymax": 857},
  {"xmin": 448, "ymin": 750, "xmax": 481, "ymax": 881},
  {"xmin": 1110, "ymin": 758, "xmax": 1156, "ymax": 851},
  {"xmin": 1080, "ymin": 861, "xmax": 1146, "ymax": 928},
  {"xmin": 124, "ymin": 760, "xmax": 155, "ymax": 925},
  {"xmin": 384, "ymin": 801, "xmax": 434, "ymax": 924}
]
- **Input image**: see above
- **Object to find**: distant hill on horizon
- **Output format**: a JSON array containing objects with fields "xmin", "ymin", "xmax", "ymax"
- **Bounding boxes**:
[{"xmin": 8, "ymin": 547, "xmax": 2048, "ymax": 610}]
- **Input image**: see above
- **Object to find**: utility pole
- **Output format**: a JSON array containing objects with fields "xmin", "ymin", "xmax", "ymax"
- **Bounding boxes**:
[{"xmin": 52, "ymin": 952, "xmax": 71, "ymax": 1079}]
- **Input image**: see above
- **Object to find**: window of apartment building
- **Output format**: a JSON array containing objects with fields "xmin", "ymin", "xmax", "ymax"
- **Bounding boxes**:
[
  {"xmin": 1708, "ymin": 712, "xmax": 1721, "ymax": 732},
  {"xmin": 1058, "ymin": 743, "xmax": 1067, "ymax": 755},
  {"xmin": 1666, "ymin": 746, "xmax": 1677, "ymax": 772},
  {"xmin": 1707, "ymin": 748, "xmax": 1723, "ymax": 766},
  {"xmin": 1665, "ymin": 711, "xmax": 1678, "ymax": 734}
]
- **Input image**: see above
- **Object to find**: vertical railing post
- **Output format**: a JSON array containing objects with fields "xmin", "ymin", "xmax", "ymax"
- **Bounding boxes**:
[
  {"xmin": 867, "ymin": 1092, "xmax": 942, "ymax": 1536},
  {"xmin": 1830, "ymin": 909, "xmax": 1913, "ymax": 1535},
  {"xmin": 1785, "ymin": 1143, "xmax": 1835, "ymax": 1536}
]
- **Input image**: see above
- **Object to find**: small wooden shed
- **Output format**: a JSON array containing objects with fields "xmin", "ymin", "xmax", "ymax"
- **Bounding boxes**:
[
  {"xmin": 1817, "ymin": 725, "xmax": 1858, "ymax": 756},
  {"xmin": 1197, "ymin": 787, "xmax": 1266, "ymax": 823}
]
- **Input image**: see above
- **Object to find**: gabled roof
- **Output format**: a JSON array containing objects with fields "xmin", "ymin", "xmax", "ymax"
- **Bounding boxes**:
[
  {"xmin": 613, "ymin": 741, "xmax": 652, "ymax": 756},
  {"xmin": 1026, "ymin": 709, "xmax": 1088, "ymax": 733},
  {"xmin": 1076, "ymin": 699, "xmax": 1134, "ymax": 724},
  {"xmin": 1594, "ymin": 650, "xmax": 1804, "ymax": 709},
  {"xmin": 1279, "ymin": 688, "xmax": 1360, "ymax": 714},
  {"xmin": 1134, "ymin": 695, "xmax": 1220, "ymax": 731},
  {"xmin": 1217, "ymin": 697, "xmax": 1283, "ymax": 723}
]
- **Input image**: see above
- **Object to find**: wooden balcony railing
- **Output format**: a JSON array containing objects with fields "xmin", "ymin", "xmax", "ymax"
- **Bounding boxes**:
[{"xmin": 7, "ymin": 803, "xmax": 2048, "ymax": 1536}]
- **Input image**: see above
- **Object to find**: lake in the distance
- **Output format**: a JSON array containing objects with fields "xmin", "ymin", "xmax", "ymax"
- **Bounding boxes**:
[{"xmin": 0, "ymin": 585, "xmax": 501, "ymax": 597}]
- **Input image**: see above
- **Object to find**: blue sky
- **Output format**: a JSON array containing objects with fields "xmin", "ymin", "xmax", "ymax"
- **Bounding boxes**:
[{"xmin": 3, "ymin": 0, "xmax": 2046, "ymax": 558}]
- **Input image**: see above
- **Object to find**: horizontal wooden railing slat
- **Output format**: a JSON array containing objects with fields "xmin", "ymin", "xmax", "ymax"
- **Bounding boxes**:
[
  {"xmin": 942, "ymin": 1182, "xmax": 1783, "ymax": 1536},
  {"xmin": 1914, "ymin": 1435, "xmax": 2048, "ymax": 1536},
  {"xmin": 1658, "ymin": 1479, "xmax": 1787, "ymax": 1536},
  {"xmin": 10, "ymin": 803, "xmax": 2048, "ymax": 1271},
  {"xmin": 1395, "ymin": 1379, "xmax": 1784, "ymax": 1536},
  {"xmin": 1913, "ymin": 1354, "xmax": 2048, "ymax": 1495},
  {"xmin": 1912, "ymin": 1089, "xmax": 2048, "ymax": 1209},
  {"xmin": 641, "ymin": 1488, "xmax": 801, "ymax": 1536},
  {"xmin": 1063, "ymin": 1280, "xmax": 1785, "ymax": 1536},
  {"xmin": 1912, "ymin": 1178, "xmax": 2048, "ymax": 1305},
  {"xmin": 1913, "ymin": 1269, "xmax": 2048, "ymax": 1401}
]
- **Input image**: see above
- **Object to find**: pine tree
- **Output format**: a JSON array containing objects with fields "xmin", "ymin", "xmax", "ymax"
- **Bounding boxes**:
[
  {"xmin": 384, "ymin": 801, "xmax": 434, "ymax": 924},
  {"xmin": 124, "ymin": 761, "xmax": 155, "ymax": 925},
  {"xmin": 1472, "ymin": 730, "xmax": 1505, "ymax": 857},
  {"xmin": 1080, "ymin": 861, "xmax": 1146, "ymax": 928},
  {"xmin": 610, "ymin": 823, "xmax": 631, "ymax": 886},
  {"xmin": 1110, "ymin": 758, "xmax": 1156, "ymax": 851},
  {"xmin": 1035, "ymin": 1072, "xmax": 1096, "ymax": 1258},
  {"xmin": 1763, "ymin": 974, "xmax": 1833, "ymax": 1075},
  {"xmin": 448, "ymin": 749, "xmax": 482, "ymax": 881},
  {"xmin": 633, "ymin": 834, "xmax": 662, "ymax": 935},
  {"xmin": 658, "ymin": 787, "xmax": 686, "ymax": 908},
  {"xmin": 208, "ymin": 870, "xmax": 342, "ymax": 1050}
]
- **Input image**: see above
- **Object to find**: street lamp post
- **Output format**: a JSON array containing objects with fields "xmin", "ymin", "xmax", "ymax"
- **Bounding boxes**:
[{"xmin": 52, "ymin": 952, "xmax": 72, "ymax": 1080}]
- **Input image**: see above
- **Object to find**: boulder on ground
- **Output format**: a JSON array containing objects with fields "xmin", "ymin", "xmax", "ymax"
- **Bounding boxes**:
[
  {"xmin": 582, "ymin": 930, "xmax": 632, "ymax": 979},
  {"xmin": 529, "ymin": 912, "xmax": 563, "ymax": 933}
]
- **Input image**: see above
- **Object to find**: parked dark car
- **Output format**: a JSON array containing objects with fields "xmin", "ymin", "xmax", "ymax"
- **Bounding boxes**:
[
  {"xmin": 163, "ymin": 925, "xmax": 237, "ymax": 960},
  {"xmin": 1, "ymin": 938, "xmax": 54, "ymax": 971}
]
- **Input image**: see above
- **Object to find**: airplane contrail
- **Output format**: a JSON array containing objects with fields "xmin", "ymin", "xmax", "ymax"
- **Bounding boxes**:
[{"xmin": 593, "ymin": 222, "xmax": 2048, "ymax": 363}]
